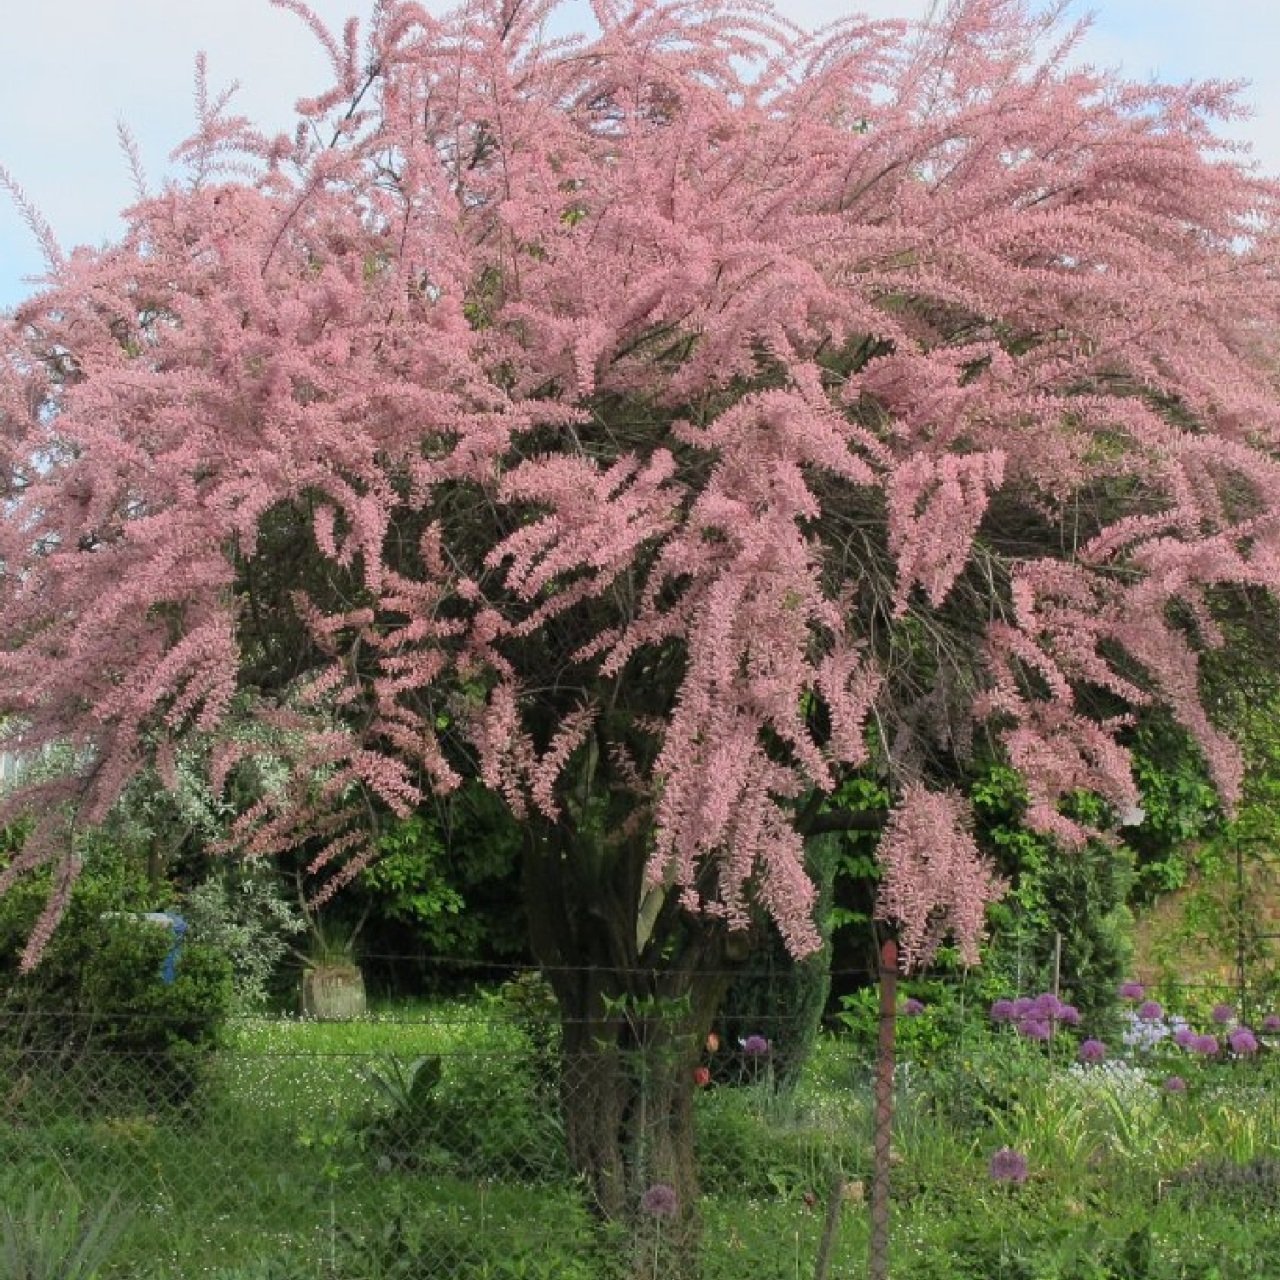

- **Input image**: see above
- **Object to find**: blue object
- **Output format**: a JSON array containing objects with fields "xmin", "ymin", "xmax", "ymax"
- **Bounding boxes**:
[{"xmin": 141, "ymin": 912, "xmax": 188, "ymax": 984}]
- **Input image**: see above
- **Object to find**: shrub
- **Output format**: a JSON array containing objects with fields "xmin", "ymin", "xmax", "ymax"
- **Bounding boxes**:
[
  {"xmin": 353, "ymin": 1021, "xmax": 567, "ymax": 1181},
  {"xmin": 182, "ymin": 866, "xmax": 305, "ymax": 1012},
  {"xmin": 0, "ymin": 848, "xmax": 232, "ymax": 1111}
]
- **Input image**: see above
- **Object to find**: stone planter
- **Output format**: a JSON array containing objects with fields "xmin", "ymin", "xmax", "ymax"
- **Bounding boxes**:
[{"xmin": 300, "ymin": 963, "xmax": 367, "ymax": 1020}]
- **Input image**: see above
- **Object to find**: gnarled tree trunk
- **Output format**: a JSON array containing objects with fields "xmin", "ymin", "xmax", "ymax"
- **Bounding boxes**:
[{"xmin": 524, "ymin": 818, "xmax": 733, "ymax": 1277}]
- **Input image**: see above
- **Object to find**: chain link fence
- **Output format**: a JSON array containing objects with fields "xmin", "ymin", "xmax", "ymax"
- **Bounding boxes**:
[
  {"xmin": 6, "ymin": 965, "xmax": 1280, "ymax": 1278},
  {"xmin": 1, "ymin": 982, "xmax": 882, "ymax": 1280}
]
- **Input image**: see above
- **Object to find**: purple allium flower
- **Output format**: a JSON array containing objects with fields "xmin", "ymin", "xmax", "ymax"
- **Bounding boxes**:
[
  {"xmin": 1012, "ymin": 997, "xmax": 1034, "ymax": 1018},
  {"xmin": 1119, "ymin": 981, "xmax": 1145, "ymax": 1000},
  {"xmin": 1057, "ymin": 1004, "xmax": 1081, "ymax": 1027},
  {"xmin": 1078, "ymin": 1038, "xmax": 1107, "ymax": 1065},
  {"xmin": 901, "ymin": 998, "xmax": 925, "ymax": 1017},
  {"xmin": 1192, "ymin": 1034, "xmax": 1220, "ymax": 1056},
  {"xmin": 1229, "ymin": 1027, "xmax": 1259, "ymax": 1056},
  {"xmin": 1137, "ymin": 1000, "xmax": 1164, "ymax": 1021},
  {"xmin": 988, "ymin": 1147, "xmax": 1029, "ymax": 1185},
  {"xmin": 1211, "ymin": 1003, "xmax": 1235, "ymax": 1026},
  {"xmin": 990, "ymin": 999, "xmax": 1016, "ymax": 1023},
  {"xmin": 1031, "ymin": 992, "xmax": 1062, "ymax": 1019},
  {"xmin": 1263, "ymin": 1014, "xmax": 1280, "ymax": 1035},
  {"xmin": 1019, "ymin": 1018, "xmax": 1052, "ymax": 1041},
  {"xmin": 740, "ymin": 1034, "xmax": 770, "ymax": 1057},
  {"xmin": 1173, "ymin": 1027, "xmax": 1196, "ymax": 1049},
  {"xmin": 1163, "ymin": 1076, "xmax": 1187, "ymax": 1094},
  {"xmin": 641, "ymin": 1183, "xmax": 679, "ymax": 1219}
]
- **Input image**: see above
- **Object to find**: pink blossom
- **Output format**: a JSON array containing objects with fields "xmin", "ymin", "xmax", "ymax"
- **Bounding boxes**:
[{"xmin": 1, "ymin": 0, "xmax": 1278, "ymax": 977}]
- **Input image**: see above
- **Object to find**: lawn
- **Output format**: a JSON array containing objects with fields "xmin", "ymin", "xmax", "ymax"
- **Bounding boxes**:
[{"xmin": 5, "ymin": 995, "xmax": 1280, "ymax": 1279}]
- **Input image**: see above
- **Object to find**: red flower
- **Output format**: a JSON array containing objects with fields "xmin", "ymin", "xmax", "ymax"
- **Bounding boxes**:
[{"xmin": 693, "ymin": 1066, "xmax": 711, "ymax": 1087}]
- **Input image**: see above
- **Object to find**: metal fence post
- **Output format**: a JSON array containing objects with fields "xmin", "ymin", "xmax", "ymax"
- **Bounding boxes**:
[{"xmin": 868, "ymin": 938, "xmax": 897, "ymax": 1280}]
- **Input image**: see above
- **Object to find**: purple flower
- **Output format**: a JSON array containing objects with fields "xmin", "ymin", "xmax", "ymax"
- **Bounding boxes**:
[
  {"xmin": 641, "ymin": 1183, "xmax": 679, "ymax": 1219},
  {"xmin": 1031, "ymin": 992, "xmax": 1062, "ymax": 1020},
  {"xmin": 1229, "ymin": 1027, "xmax": 1259, "ymax": 1056},
  {"xmin": 1012, "ymin": 997, "xmax": 1034, "ymax": 1018},
  {"xmin": 988, "ymin": 1147, "xmax": 1029, "ymax": 1185},
  {"xmin": 1192, "ymin": 1034, "xmax": 1220, "ymax": 1056},
  {"xmin": 1057, "ymin": 1004, "xmax": 1081, "ymax": 1027},
  {"xmin": 1119, "ymin": 981, "xmax": 1145, "ymax": 1000},
  {"xmin": 1078, "ymin": 1038, "xmax": 1107, "ymax": 1065},
  {"xmin": 1211, "ymin": 1003, "xmax": 1236, "ymax": 1026},
  {"xmin": 1263, "ymin": 1014, "xmax": 1280, "ymax": 1035},
  {"xmin": 990, "ymin": 999, "xmax": 1016, "ymax": 1023},
  {"xmin": 1137, "ymin": 1000, "xmax": 1164, "ymax": 1022},
  {"xmin": 1173, "ymin": 1027, "xmax": 1196, "ymax": 1049},
  {"xmin": 1163, "ymin": 1076, "xmax": 1187, "ymax": 1094},
  {"xmin": 901, "ymin": 998, "xmax": 925, "ymax": 1017},
  {"xmin": 1019, "ymin": 1018, "xmax": 1052, "ymax": 1042},
  {"xmin": 740, "ymin": 1034, "xmax": 770, "ymax": 1057}
]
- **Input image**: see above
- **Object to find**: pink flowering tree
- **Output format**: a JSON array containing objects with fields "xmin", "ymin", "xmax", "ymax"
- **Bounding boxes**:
[{"xmin": 3, "ymin": 0, "xmax": 1280, "ymax": 1245}]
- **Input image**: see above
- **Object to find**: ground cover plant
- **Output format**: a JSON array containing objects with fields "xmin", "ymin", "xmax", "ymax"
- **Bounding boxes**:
[{"xmin": 6, "ymin": 973, "xmax": 1280, "ymax": 1279}]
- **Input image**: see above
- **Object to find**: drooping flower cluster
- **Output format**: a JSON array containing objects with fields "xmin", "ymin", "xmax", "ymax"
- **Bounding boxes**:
[
  {"xmin": 2, "ymin": 0, "xmax": 1280, "ymax": 969},
  {"xmin": 876, "ymin": 786, "xmax": 1004, "ymax": 968}
]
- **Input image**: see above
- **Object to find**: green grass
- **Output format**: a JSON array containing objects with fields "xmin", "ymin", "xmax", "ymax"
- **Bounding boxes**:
[{"xmin": 10, "ymin": 1011, "xmax": 1280, "ymax": 1277}]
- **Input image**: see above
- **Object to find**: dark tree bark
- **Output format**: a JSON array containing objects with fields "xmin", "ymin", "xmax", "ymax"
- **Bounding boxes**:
[{"xmin": 523, "ymin": 816, "xmax": 734, "ymax": 1277}]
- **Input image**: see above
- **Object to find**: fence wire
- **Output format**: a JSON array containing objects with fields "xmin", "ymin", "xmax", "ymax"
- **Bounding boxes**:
[
  {"xmin": 1, "ymin": 995, "xmax": 880, "ymax": 1280},
  {"xmin": 6, "ymin": 968, "xmax": 1280, "ymax": 1279}
]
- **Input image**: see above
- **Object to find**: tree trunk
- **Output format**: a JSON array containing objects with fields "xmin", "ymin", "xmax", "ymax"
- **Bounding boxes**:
[
  {"xmin": 522, "ymin": 818, "xmax": 733, "ymax": 1278},
  {"xmin": 555, "ymin": 966, "xmax": 726, "ymax": 1277}
]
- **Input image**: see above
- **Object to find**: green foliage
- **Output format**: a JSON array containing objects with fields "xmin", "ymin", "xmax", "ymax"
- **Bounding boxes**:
[
  {"xmin": 921, "ymin": 1027, "xmax": 1057, "ymax": 1131},
  {"xmin": 488, "ymin": 970, "xmax": 560, "ymax": 1090},
  {"xmin": 1126, "ymin": 715, "xmax": 1223, "ymax": 901},
  {"xmin": 0, "ymin": 1186, "xmax": 130, "ymax": 1280},
  {"xmin": 353, "ymin": 1054, "xmax": 443, "ymax": 1163},
  {"xmin": 332, "ymin": 1188, "xmax": 619, "ymax": 1280},
  {"xmin": 823, "ymin": 777, "xmax": 890, "ymax": 953},
  {"xmin": 695, "ymin": 1086, "xmax": 861, "ymax": 1200},
  {"xmin": 834, "ymin": 965, "xmax": 1009, "ymax": 1071},
  {"xmin": 183, "ymin": 865, "xmax": 305, "ymax": 1012},
  {"xmin": 0, "ymin": 845, "xmax": 232, "ymax": 1110},
  {"xmin": 973, "ymin": 763, "xmax": 1132, "ymax": 1026},
  {"xmin": 352, "ymin": 1025, "xmax": 566, "ymax": 1181},
  {"xmin": 362, "ymin": 814, "xmax": 463, "ymax": 933},
  {"xmin": 719, "ymin": 835, "xmax": 840, "ymax": 1090},
  {"xmin": 1171, "ymin": 1156, "xmax": 1280, "ymax": 1209},
  {"xmin": 354, "ymin": 789, "xmax": 529, "ymax": 990},
  {"xmin": 1139, "ymin": 687, "xmax": 1280, "ymax": 994}
]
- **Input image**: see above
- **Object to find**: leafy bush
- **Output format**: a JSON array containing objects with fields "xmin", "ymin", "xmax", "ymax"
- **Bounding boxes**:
[
  {"xmin": 488, "ymin": 970, "xmax": 561, "ymax": 1093},
  {"xmin": 353, "ymin": 1023, "xmax": 567, "ymax": 1181},
  {"xmin": 182, "ymin": 866, "xmax": 305, "ymax": 1012},
  {"xmin": 974, "ymin": 764, "xmax": 1133, "ymax": 1028},
  {"xmin": 0, "ymin": 847, "xmax": 232, "ymax": 1110},
  {"xmin": 833, "ymin": 959, "xmax": 1012, "ymax": 1076}
]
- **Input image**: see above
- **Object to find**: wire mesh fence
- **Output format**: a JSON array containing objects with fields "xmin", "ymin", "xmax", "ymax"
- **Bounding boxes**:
[
  {"xmin": 7, "ymin": 965, "xmax": 1280, "ymax": 1278},
  {"xmin": 1, "ymin": 991, "xmax": 879, "ymax": 1280}
]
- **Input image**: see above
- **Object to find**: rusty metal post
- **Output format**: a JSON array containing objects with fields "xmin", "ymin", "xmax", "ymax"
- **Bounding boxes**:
[{"xmin": 868, "ymin": 938, "xmax": 897, "ymax": 1280}]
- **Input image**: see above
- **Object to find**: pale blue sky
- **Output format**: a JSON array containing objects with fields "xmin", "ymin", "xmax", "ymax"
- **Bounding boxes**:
[{"xmin": 3, "ymin": 0, "xmax": 1278, "ymax": 309}]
